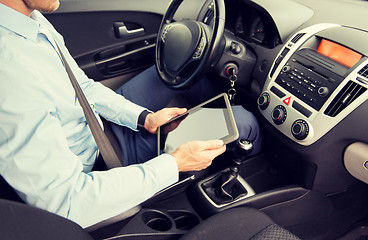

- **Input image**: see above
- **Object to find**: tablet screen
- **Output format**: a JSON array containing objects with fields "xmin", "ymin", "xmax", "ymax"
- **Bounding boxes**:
[{"xmin": 158, "ymin": 93, "xmax": 239, "ymax": 155}]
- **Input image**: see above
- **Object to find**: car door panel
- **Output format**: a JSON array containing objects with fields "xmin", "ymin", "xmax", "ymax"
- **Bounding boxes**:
[{"xmin": 45, "ymin": 8, "xmax": 163, "ymax": 88}]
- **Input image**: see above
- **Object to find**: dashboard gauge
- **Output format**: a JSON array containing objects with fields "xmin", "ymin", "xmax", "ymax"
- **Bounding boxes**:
[{"xmin": 249, "ymin": 16, "xmax": 265, "ymax": 42}]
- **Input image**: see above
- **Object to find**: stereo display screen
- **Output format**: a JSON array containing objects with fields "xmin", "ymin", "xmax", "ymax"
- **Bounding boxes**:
[{"xmin": 317, "ymin": 39, "xmax": 362, "ymax": 68}]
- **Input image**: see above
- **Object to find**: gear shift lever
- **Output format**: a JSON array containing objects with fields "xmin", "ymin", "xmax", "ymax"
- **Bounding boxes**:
[
  {"xmin": 202, "ymin": 139, "xmax": 253, "ymax": 205},
  {"xmin": 229, "ymin": 139, "xmax": 253, "ymax": 176}
]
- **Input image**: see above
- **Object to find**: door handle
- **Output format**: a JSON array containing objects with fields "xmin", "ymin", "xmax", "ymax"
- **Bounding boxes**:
[{"xmin": 114, "ymin": 22, "xmax": 145, "ymax": 38}]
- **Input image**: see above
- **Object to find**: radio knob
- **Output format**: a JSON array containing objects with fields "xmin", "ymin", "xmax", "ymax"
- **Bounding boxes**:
[
  {"xmin": 291, "ymin": 120, "xmax": 309, "ymax": 140},
  {"xmin": 257, "ymin": 92, "xmax": 270, "ymax": 110},
  {"xmin": 282, "ymin": 65, "xmax": 291, "ymax": 73},
  {"xmin": 271, "ymin": 105, "xmax": 287, "ymax": 125},
  {"xmin": 318, "ymin": 87, "xmax": 329, "ymax": 97}
]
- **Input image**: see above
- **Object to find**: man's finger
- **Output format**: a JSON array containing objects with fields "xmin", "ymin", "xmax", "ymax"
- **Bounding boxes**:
[
  {"xmin": 170, "ymin": 107, "xmax": 187, "ymax": 117},
  {"xmin": 202, "ymin": 140, "xmax": 225, "ymax": 150},
  {"xmin": 203, "ymin": 145, "xmax": 226, "ymax": 160}
]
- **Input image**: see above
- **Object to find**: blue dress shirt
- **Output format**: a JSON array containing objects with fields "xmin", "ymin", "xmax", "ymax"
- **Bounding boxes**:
[{"xmin": 0, "ymin": 3, "xmax": 178, "ymax": 228}]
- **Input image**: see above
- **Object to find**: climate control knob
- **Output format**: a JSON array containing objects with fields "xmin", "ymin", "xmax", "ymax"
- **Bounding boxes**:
[
  {"xmin": 271, "ymin": 105, "xmax": 287, "ymax": 125},
  {"xmin": 291, "ymin": 119, "xmax": 309, "ymax": 140},
  {"xmin": 257, "ymin": 92, "xmax": 270, "ymax": 110}
]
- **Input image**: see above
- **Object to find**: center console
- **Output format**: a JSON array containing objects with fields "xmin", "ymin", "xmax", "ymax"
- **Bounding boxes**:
[{"xmin": 258, "ymin": 23, "xmax": 368, "ymax": 146}]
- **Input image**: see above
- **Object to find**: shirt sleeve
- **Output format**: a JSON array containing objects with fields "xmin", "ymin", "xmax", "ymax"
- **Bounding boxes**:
[
  {"xmin": 69, "ymin": 54, "xmax": 147, "ymax": 131},
  {"xmin": 0, "ymin": 50, "xmax": 179, "ymax": 228}
]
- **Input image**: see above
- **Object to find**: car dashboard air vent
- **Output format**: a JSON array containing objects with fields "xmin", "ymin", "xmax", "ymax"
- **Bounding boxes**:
[
  {"xmin": 324, "ymin": 81, "xmax": 366, "ymax": 117},
  {"xmin": 358, "ymin": 63, "xmax": 368, "ymax": 78},
  {"xmin": 290, "ymin": 33, "xmax": 306, "ymax": 43},
  {"xmin": 203, "ymin": 2, "xmax": 214, "ymax": 24}
]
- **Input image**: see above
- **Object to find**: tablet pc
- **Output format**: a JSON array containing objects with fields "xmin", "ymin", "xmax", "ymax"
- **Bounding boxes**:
[{"xmin": 157, "ymin": 93, "xmax": 239, "ymax": 155}]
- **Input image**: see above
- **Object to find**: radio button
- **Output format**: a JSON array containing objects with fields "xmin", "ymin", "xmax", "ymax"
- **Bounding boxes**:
[
  {"xmin": 282, "ymin": 65, "xmax": 291, "ymax": 73},
  {"xmin": 318, "ymin": 86, "xmax": 329, "ymax": 97}
]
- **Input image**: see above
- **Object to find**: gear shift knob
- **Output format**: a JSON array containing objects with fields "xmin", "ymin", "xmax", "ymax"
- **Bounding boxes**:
[{"xmin": 233, "ymin": 139, "xmax": 253, "ymax": 165}]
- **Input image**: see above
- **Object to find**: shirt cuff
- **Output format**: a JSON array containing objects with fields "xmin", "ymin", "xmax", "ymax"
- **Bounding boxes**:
[{"xmin": 142, "ymin": 153, "xmax": 179, "ymax": 191}]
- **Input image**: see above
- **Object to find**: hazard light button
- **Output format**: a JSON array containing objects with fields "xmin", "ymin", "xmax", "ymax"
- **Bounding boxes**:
[{"xmin": 283, "ymin": 96, "xmax": 291, "ymax": 106}]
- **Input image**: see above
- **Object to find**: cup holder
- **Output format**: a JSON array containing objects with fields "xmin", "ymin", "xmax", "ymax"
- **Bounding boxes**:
[
  {"xmin": 141, "ymin": 210, "xmax": 200, "ymax": 233},
  {"xmin": 142, "ymin": 210, "xmax": 172, "ymax": 232},
  {"xmin": 168, "ymin": 211, "xmax": 200, "ymax": 231}
]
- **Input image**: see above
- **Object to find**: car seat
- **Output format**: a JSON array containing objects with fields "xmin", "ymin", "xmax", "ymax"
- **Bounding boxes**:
[{"xmin": 0, "ymin": 198, "xmax": 301, "ymax": 240}]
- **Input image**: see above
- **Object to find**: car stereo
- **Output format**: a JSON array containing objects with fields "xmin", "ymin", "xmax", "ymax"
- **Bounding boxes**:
[
  {"xmin": 275, "ymin": 37, "xmax": 362, "ymax": 111},
  {"xmin": 258, "ymin": 24, "xmax": 368, "ymax": 145}
]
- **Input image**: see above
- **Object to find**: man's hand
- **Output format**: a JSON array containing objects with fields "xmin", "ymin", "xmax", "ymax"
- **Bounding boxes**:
[
  {"xmin": 144, "ymin": 107, "xmax": 187, "ymax": 134},
  {"xmin": 171, "ymin": 140, "xmax": 226, "ymax": 172}
]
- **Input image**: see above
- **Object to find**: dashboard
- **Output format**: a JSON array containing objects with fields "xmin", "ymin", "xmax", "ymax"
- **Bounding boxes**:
[
  {"xmin": 225, "ymin": 0, "xmax": 281, "ymax": 48},
  {"xmin": 198, "ymin": 0, "xmax": 368, "ymax": 147},
  {"xmin": 196, "ymin": 0, "xmax": 368, "ymax": 191}
]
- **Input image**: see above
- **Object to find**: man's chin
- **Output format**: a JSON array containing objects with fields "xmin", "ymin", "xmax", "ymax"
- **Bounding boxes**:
[
  {"xmin": 43, "ymin": 3, "xmax": 60, "ymax": 13},
  {"xmin": 36, "ymin": 0, "xmax": 60, "ymax": 13}
]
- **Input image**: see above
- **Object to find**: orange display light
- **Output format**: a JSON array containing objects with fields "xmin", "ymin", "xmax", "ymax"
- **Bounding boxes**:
[{"xmin": 317, "ymin": 39, "xmax": 362, "ymax": 68}]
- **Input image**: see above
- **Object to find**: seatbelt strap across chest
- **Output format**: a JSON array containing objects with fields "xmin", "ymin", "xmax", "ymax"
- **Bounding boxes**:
[{"xmin": 55, "ymin": 43, "xmax": 122, "ymax": 169}]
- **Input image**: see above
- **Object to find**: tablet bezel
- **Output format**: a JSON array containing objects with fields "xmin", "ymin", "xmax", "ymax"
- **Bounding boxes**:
[{"xmin": 157, "ymin": 93, "xmax": 239, "ymax": 155}]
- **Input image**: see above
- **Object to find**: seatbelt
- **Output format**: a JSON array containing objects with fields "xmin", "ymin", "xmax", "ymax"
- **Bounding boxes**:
[{"xmin": 55, "ymin": 44, "xmax": 122, "ymax": 169}]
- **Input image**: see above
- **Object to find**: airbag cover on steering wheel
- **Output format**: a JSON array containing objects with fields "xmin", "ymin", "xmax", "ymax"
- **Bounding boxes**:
[{"xmin": 163, "ymin": 22, "xmax": 201, "ymax": 73}]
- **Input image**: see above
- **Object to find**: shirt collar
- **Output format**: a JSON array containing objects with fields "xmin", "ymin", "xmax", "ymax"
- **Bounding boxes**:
[{"xmin": 0, "ymin": 3, "xmax": 40, "ymax": 41}]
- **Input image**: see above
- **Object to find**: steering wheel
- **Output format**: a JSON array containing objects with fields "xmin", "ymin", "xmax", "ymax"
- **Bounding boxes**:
[{"xmin": 155, "ymin": 0, "xmax": 225, "ymax": 89}]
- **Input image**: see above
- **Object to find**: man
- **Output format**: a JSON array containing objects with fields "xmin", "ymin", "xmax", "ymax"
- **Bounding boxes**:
[{"xmin": 0, "ymin": 0, "xmax": 261, "ymax": 228}]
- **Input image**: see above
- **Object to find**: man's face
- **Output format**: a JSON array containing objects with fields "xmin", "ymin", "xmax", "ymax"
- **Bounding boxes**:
[{"xmin": 22, "ymin": 0, "xmax": 60, "ymax": 13}]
